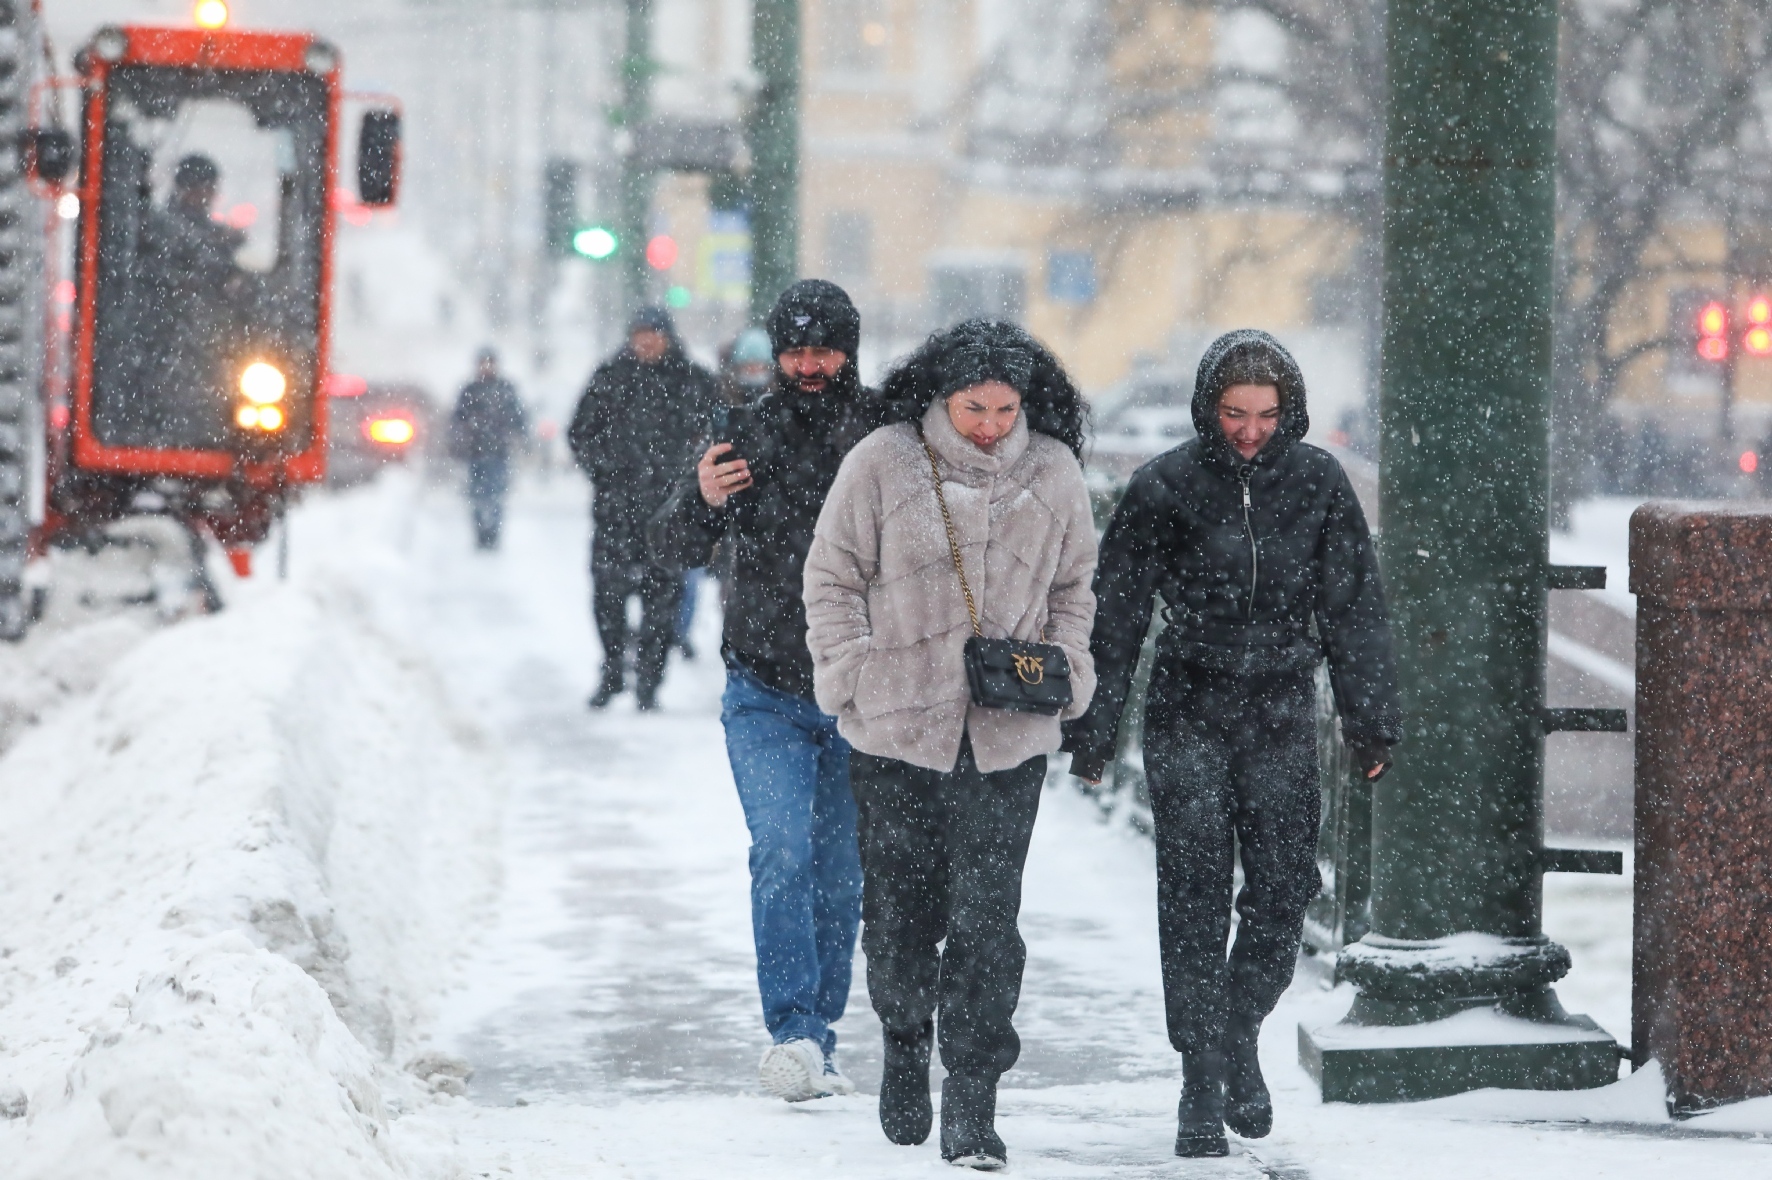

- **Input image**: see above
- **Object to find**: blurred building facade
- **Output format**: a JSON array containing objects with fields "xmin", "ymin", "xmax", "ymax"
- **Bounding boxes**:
[{"xmin": 641, "ymin": 0, "xmax": 1368, "ymax": 434}]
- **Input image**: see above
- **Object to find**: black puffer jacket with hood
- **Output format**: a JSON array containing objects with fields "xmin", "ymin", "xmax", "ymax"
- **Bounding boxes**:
[{"xmin": 1062, "ymin": 329, "xmax": 1401, "ymax": 777}]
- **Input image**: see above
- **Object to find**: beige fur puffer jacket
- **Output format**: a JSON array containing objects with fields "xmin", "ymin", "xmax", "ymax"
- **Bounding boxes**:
[{"xmin": 803, "ymin": 399, "xmax": 1098, "ymax": 774}]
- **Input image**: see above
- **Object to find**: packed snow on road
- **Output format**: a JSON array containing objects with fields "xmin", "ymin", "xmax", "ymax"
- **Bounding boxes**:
[{"xmin": 1, "ymin": 472, "xmax": 1769, "ymax": 1179}]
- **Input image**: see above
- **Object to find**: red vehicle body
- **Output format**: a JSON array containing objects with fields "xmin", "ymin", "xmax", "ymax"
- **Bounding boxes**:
[{"xmin": 23, "ymin": 19, "xmax": 397, "ymax": 595}]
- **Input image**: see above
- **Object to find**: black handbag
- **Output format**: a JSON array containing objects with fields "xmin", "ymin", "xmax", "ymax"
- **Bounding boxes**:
[{"xmin": 920, "ymin": 435, "xmax": 1074, "ymax": 717}]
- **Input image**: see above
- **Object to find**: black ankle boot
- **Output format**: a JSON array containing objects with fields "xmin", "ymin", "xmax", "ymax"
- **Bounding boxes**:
[
  {"xmin": 1223, "ymin": 1015, "xmax": 1272, "ymax": 1139},
  {"xmin": 1175, "ymin": 1049, "xmax": 1228, "ymax": 1157},
  {"xmin": 940, "ymin": 1075, "xmax": 1006, "ymax": 1170},
  {"xmin": 878, "ymin": 1024, "xmax": 933, "ymax": 1145},
  {"xmin": 588, "ymin": 669, "xmax": 623, "ymax": 709}
]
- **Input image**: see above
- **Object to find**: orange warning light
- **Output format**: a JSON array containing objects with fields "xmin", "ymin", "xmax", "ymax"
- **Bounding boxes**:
[
  {"xmin": 1698, "ymin": 336, "xmax": 1729, "ymax": 362},
  {"xmin": 194, "ymin": 1, "xmax": 230, "ymax": 30}
]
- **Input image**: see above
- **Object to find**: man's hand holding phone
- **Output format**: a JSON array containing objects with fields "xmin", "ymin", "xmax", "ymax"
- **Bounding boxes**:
[{"xmin": 699, "ymin": 442, "xmax": 754, "ymax": 507}]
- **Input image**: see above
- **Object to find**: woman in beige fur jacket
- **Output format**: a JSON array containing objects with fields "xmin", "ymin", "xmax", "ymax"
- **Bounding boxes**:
[{"xmin": 803, "ymin": 320, "xmax": 1097, "ymax": 1170}]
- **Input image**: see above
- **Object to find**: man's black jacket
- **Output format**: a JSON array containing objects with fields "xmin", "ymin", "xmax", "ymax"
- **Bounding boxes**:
[
  {"xmin": 450, "ymin": 377, "xmax": 528, "ymax": 462},
  {"xmin": 649, "ymin": 378, "xmax": 881, "ymax": 699},
  {"xmin": 1062, "ymin": 329, "xmax": 1401, "ymax": 776},
  {"xmin": 567, "ymin": 346, "xmax": 718, "ymax": 528}
]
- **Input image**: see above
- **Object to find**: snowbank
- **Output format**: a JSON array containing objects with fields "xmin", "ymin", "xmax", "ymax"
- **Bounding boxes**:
[{"xmin": 0, "ymin": 572, "xmax": 501, "ymax": 1178}]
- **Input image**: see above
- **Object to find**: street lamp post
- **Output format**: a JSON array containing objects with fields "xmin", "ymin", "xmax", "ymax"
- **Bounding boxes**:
[
  {"xmin": 1300, "ymin": 0, "xmax": 1626, "ymax": 1103},
  {"xmin": 747, "ymin": 0, "xmax": 800, "ymax": 321},
  {"xmin": 618, "ymin": 0, "xmax": 656, "ymax": 313}
]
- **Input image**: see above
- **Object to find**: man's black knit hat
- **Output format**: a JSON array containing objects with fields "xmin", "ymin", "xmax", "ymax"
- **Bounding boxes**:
[
  {"xmin": 766, "ymin": 279, "xmax": 861, "ymax": 357},
  {"xmin": 629, "ymin": 305, "xmax": 676, "ymax": 335}
]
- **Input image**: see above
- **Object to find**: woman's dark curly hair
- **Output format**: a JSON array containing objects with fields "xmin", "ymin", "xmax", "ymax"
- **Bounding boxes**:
[{"xmin": 879, "ymin": 319, "xmax": 1088, "ymax": 459}]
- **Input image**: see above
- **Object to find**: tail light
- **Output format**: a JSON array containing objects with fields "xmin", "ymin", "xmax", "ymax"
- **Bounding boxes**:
[{"xmin": 365, "ymin": 416, "xmax": 415, "ymax": 446}]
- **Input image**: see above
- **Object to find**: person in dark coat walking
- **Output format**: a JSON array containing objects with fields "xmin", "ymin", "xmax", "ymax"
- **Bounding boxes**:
[
  {"xmin": 1063, "ymin": 329, "xmax": 1401, "ymax": 1158},
  {"xmin": 649, "ymin": 280, "xmax": 881, "ymax": 1105},
  {"xmin": 449, "ymin": 348, "xmax": 529, "ymax": 550},
  {"xmin": 569, "ymin": 308, "xmax": 718, "ymax": 710}
]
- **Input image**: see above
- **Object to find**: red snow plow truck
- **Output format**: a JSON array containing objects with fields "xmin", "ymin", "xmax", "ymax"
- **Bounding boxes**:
[{"xmin": 0, "ymin": 3, "xmax": 400, "ymax": 636}]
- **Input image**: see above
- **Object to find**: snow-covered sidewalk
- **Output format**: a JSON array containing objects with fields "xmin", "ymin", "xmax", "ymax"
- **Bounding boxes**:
[
  {"xmin": 3, "ymin": 472, "xmax": 1769, "ymax": 1178},
  {"xmin": 385, "ymin": 477, "xmax": 1768, "ymax": 1178}
]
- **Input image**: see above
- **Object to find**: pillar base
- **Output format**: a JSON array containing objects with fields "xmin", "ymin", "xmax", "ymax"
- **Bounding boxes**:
[
  {"xmin": 1301, "ymin": 934, "xmax": 1621, "ymax": 1102},
  {"xmin": 1300, "ymin": 1006, "xmax": 1621, "ymax": 1103}
]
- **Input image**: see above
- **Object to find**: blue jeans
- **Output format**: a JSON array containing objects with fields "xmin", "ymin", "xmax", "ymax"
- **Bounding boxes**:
[
  {"xmin": 721, "ymin": 662, "xmax": 862, "ymax": 1055},
  {"xmin": 677, "ymin": 568, "xmax": 706, "ymax": 641}
]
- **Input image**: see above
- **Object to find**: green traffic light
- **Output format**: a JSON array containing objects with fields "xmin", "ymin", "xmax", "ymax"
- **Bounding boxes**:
[{"xmin": 573, "ymin": 226, "xmax": 619, "ymax": 260}]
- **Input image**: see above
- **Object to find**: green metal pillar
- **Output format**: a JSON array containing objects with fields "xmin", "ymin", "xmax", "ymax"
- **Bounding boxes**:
[
  {"xmin": 747, "ymin": 0, "xmax": 800, "ymax": 321},
  {"xmin": 1299, "ymin": 0, "xmax": 1622, "ymax": 1103},
  {"xmin": 618, "ymin": 0, "xmax": 656, "ymax": 313}
]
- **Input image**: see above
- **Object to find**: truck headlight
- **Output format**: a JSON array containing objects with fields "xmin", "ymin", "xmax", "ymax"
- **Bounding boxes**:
[{"xmin": 240, "ymin": 361, "xmax": 288, "ymax": 405}]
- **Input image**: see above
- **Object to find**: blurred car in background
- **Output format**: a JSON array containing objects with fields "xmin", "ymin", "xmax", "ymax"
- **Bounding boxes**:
[{"xmin": 324, "ymin": 376, "xmax": 434, "ymax": 488}]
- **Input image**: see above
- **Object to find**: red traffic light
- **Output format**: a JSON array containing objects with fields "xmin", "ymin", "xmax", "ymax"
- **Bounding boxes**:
[
  {"xmin": 1697, "ymin": 300, "xmax": 1729, "ymax": 361},
  {"xmin": 1750, "ymin": 295, "xmax": 1772, "ymax": 325},
  {"xmin": 645, "ymin": 234, "xmax": 678, "ymax": 271},
  {"xmin": 1747, "ymin": 326, "xmax": 1772, "ymax": 357},
  {"xmin": 1741, "ymin": 451, "xmax": 1759, "ymax": 474}
]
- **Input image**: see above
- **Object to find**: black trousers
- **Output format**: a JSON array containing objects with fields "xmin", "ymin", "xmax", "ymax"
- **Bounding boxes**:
[
  {"xmin": 849, "ymin": 742, "xmax": 1045, "ymax": 1081},
  {"xmin": 1144, "ymin": 663, "xmax": 1321, "ymax": 1054},
  {"xmin": 590, "ymin": 518, "xmax": 681, "ymax": 695}
]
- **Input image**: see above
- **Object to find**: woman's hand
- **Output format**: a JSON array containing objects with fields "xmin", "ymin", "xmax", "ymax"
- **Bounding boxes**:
[
  {"xmin": 1069, "ymin": 754, "xmax": 1106, "ymax": 786},
  {"xmin": 1349, "ymin": 739, "xmax": 1393, "ymax": 782},
  {"xmin": 698, "ymin": 442, "xmax": 753, "ymax": 507}
]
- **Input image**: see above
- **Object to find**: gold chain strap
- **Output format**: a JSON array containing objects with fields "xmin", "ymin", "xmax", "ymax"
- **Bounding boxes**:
[{"xmin": 921, "ymin": 435, "xmax": 983, "ymax": 638}]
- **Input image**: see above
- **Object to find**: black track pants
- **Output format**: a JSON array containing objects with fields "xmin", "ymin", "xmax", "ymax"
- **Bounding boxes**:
[
  {"xmin": 591, "ymin": 519, "xmax": 682, "ymax": 695},
  {"xmin": 1145, "ymin": 663, "xmax": 1321, "ymax": 1054},
  {"xmin": 849, "ymin": 742, "xmax": 1045, "ymax": 1081}
]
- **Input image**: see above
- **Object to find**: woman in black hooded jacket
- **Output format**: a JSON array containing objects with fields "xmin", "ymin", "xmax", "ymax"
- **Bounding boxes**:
[{"xmin": 1063, "ymin": 329, "xmax": 1401, "ymax": 1157}]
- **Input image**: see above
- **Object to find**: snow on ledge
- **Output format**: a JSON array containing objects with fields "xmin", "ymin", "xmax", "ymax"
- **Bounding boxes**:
[{"xmin": 1306, "ymin": 1006, "xmax": 1619, "ymax": 1050}]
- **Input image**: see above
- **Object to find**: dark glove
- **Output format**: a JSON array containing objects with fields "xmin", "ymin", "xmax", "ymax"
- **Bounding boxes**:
[
  {"xmin": 1068, "ymin": 753, "xmax": 1108, "ymax": 784},
  {"xmin": 1348, "ymin": 739, "xmax": 1393, "ymax": 782}
]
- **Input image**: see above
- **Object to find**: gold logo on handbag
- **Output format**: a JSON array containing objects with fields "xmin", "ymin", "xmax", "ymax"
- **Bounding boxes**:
[{"xmin": 1012, "ymin": 653, "xmax": 1045, "ymax": 684}]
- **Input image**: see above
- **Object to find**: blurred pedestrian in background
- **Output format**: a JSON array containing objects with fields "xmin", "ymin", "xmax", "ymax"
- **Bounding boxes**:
[
  {"xmin": 569, "ymin": 308, "xmax": 717, "ymax": 710},
  {"xmin": 651, "ymin": 280, "xmax": 881, "ymax": 1105},
  {"xmin": 721, "ymin": 327, "xmax": 776, "ymax": 405},
  {"xmin": 805, "ymin": 320, "xmax": 1097, "ymax": 1170},
  {"xmin": 1064, "ymin": 330, "xmax": 1400, "ymax": 1158},
  {"xmin": 448, "ymin": 348, "xmax": 529, "ymax": 551}
]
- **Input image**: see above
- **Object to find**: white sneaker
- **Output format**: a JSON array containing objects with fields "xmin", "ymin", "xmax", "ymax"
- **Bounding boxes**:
[
  {"xmin": 822, "ymin": 1051, "xmax": 857, "ymax": 1096},
  {"xmin": 759, "ymin": 1039, "xmax": 836, "ymax": 1102}
]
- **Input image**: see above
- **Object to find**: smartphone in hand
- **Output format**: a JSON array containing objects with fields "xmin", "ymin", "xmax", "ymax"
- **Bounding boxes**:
[{"xmin": 711, "ymin": 404, "xmax": 754, "ymax": 463}]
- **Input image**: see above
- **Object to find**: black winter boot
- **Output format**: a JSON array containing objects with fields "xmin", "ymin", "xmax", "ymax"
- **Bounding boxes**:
[
  {"xmin": 940, "ymin": 1075, "xmax": 1006, "ymax": 1170},
  {"xmin": 878, "ymin": 1024, "xmax": 933, "ymax": 1145},
  {"xmin": 1223, "ymin": 1014, "xmax": 1272, "ymax": 1139},
  {"xmin": 1175, "ymin": 1049, "xmax": 1229, "ymax": 1157},
  {"xmin": 588, "ymin": 667, "xmax": 623, "ymax": 709}
]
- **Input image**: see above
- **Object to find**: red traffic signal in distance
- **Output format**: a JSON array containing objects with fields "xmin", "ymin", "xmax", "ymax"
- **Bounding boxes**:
[
  {"xmin": 1746, "ymin": 294, "xmax": 1772, "ymax": 356},
  {"xmin": 1698, "ymin": 301, "xmax": 1729, "ymax": 361},
  {"xmin": 645, "ymin": 234, "xmax": 678, "ymax": 271}
]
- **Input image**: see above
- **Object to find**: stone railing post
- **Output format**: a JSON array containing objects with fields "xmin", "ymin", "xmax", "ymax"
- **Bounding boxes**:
[{"xmin": 1630, "ymin": 503, "xmax": 1772, "ymax": 1114}]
